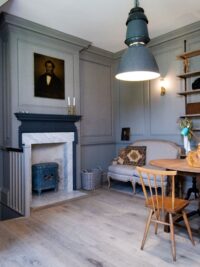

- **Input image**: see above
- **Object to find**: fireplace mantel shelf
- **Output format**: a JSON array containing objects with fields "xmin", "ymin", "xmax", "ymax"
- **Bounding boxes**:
[
  {"xmin": 15, "ymin": 113, "xmax": 81, "ymax": 122},
  {"xmin": 15, "ymin": 113, "xmax": 81, "ymax": 148}
]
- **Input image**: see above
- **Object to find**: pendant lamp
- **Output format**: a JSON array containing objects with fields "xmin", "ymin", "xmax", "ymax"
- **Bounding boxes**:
[{"xmin": 116, "ymin": 0, "xmax": 160, "ymax": 81}]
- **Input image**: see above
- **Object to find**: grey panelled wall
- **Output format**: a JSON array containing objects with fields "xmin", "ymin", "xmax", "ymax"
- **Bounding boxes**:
[
  {"xmin": 80, "ymin": 47, "xmax": 116, "ymax": 172},
  {"xmin": 0, "ymin": 13, "xmax": 89, "ymax": 148},
  {"xmin": 1, "ymin": 12, "xmax": 200, "ymax": 192},
  {"xmin": 0, "ymin": 13, "xmax": 91, "ymax": 190},
  {"xmin": 0, "ymin": 13, "xmax": 116, "ymax": 190},
  {"xmin": 115, "ymin": 21, "xmax": 200, "ymax": 153},
  {"xmin": 148, "ymin": 40, "xmax": 184, "ymax": 142}
]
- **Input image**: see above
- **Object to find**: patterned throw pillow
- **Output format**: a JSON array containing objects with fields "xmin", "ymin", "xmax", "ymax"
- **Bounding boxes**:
[{"xmin": 117, "ymin": 146, "xmax": 146, "ymax": 166}]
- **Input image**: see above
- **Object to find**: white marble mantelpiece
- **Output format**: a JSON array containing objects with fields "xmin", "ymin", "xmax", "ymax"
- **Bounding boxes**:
[
  {"xmin": 22, "ymin": 132, "xmax": 74, "ymax": 146},
  {"xmin": 22, "ymin": 132, "xmax": 75, "ymax": 216}
]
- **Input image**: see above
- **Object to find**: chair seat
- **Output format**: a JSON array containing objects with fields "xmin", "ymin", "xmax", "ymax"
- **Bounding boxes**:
[
  {"xmin": 108, "ymin": 164, "xmax": 165, "ymax": 179},
  {"xmin": 146, "ymin": 195, "xmax": 189, "ymax": 213}
]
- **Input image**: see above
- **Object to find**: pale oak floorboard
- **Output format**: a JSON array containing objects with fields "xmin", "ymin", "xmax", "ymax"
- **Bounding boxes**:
[{"xmin": 0, "ymin": 189, "xmax": 200, "ymax": 267}]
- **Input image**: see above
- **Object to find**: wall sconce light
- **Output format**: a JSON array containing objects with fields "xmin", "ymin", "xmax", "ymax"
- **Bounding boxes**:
[{"xmin": 160, "ymin": 78, "xmax": 166, "ymax": 96}]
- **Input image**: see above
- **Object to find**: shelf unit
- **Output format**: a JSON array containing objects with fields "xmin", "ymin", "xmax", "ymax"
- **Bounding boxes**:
[
  {"xmin": 177, "ymin": 48, "xmax": 200, "ymax": 120},
  {"xmin": 180, "ymin": 114, "xmax": 200, "ymax": 118},
  {"xmin": 177, "ymin": 89, "xmax": 200, "ymax": 96},
  {"xmin": 177, "ymin": 49, "xmax": 200, "ymax": 60},
  {"xmin": 177, "ymin": 70, "xmax": 200, "ymax": 79}
]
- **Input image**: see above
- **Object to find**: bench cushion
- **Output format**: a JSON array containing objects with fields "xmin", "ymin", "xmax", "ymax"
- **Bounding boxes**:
[
  {"xmin": 108, "ymin": 164, "xmax": 167, "ymax": 185},
  {"xmin": 108, "ymin": 164, "xmax": 136, "ymax": 176}
]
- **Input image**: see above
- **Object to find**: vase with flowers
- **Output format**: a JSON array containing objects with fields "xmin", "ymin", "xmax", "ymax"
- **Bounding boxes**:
[
  {"xmin": 179, "ymin": 118, "xmax": 200, "ymax": 167},
  {"xmin": 179, "ymin": 118, "xmax": 192, "ymax": 154}
]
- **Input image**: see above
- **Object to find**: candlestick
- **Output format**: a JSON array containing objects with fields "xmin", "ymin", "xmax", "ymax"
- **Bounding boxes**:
[
  {"xmin": 67, "ymin": 105, "xmax": 73, "ymax": 115},
  {"xmin": 67, "ymin": 97, "xmax": 70, "ymax": 106}
]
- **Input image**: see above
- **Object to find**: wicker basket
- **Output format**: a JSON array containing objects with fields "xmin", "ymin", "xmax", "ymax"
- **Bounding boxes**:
[{"xmin": 81, "ymin": 168, "xmax": 102, "ymax": 190}]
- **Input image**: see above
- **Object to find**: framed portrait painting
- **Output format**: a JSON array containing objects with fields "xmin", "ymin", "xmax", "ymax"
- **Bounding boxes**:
[
  {"xmin": 121, "ymin": 127, "xmax": 130, "ymax": 141},
  {"xmin": 34, "ymin": 53, "xmax": 65, "ymax": 100}
]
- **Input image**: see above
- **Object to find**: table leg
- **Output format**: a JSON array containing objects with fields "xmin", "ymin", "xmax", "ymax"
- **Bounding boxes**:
[
  {"xmin": 185, "ymin": 177, "xmax": 199, "ymax": 200},
  {"xmin": 166, "ymin": 173, "xmax": 184, "ymax": 198}
]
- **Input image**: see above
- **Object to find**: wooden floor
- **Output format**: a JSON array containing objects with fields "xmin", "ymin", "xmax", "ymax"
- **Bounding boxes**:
[{"xmin": 0, "ymin": 189, "xmax": 200, "ymax": 267}]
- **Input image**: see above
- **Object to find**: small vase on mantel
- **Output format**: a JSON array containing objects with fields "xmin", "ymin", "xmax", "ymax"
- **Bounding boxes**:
[{"xmin": 186, "ymin": 143, "xmax": 200, "ymax": 167}]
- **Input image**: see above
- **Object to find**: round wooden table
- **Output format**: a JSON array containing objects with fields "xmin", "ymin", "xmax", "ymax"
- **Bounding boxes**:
[
  {"xmin": 150, "ymin": 158, "xmax": 200, "ymax": 175},
  {"xmin": 150, "ymin": 158, "xmax": 200, "ymax": 199},
  {"xmin": 150, "ymin": 158, "xmax": 200, "ymax": 233}
]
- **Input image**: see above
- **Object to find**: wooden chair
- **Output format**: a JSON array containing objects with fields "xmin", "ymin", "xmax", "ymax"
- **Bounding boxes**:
[{"xmin": 136, "ymin": 166, "xmax": 195, "ymax": 261}]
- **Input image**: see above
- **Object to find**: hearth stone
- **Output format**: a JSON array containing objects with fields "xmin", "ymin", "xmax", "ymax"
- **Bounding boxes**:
[{"xmin": 32, "ymin": 162, "xmax": 59, "ymax": 195}]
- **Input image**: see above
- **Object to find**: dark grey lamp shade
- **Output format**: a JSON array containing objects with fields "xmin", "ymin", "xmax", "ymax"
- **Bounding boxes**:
[
  {"xmin": 115, "ymin": 44, "xmax": 160, "ymax": 81},
  {"xmin": 116, "ymin": 2, "xmax": 160, "ymax": 82}
]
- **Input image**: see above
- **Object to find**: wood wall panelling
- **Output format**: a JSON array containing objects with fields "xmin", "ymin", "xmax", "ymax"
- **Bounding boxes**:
[
  {"xmin": 81, "ymin": 144, "xmax": 115, "ymax": 175},
  {"xmin": 80, "ymin": 58, "xmax": 114, "ymax": 144},
  {"xmin": 119, "ymin": 81, "xmax": 146, "ymax": 140},
  {"xmin": 149, "ymin": 43, "xmax": 184, "ymax": 138},
  {"xmin": 0, "ymin": 13, "xmax": 91, "ymax": 194},
  {"xmin": 79, "ymin": 49, "xmax": 115, "ymax": 171}
]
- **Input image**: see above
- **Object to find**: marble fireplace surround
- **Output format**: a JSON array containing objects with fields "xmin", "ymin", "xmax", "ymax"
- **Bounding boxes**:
[{"xmin": 15, "ymin": 113, "xmax": 81, "ymax": 216}]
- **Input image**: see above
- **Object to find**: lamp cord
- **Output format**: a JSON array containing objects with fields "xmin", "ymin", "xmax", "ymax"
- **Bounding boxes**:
[{"xmin": 135, "ymin": 0, "xmax": 139, "ymax": 7}]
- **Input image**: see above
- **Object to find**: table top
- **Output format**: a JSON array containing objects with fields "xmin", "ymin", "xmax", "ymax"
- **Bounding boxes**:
[{"xmin": 150, "ymin": 158, "xmax": 200, "ymax": 175}]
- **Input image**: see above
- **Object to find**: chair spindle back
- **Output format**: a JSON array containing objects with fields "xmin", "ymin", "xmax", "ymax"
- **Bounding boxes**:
[{"xmin": 136, "ymin": 167, "xmax": 177, "ymax": 213}]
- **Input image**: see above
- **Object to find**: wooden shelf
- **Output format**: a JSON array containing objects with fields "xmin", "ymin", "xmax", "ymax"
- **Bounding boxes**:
[
  {"xmin": 177, "ymin": 49, "xmax": 200, "ymax": 60},
  {"xmin": 177, "ymin": 71, "xmax": 200, "ymax": 78},
  {"xmin": 177, "ymin": 48, "xmax": 200, "ymax": 131},
  {"xmin": 177, "ymin": 89, "xmax": 200, "ymax": 96},
  {"xmin": 180, "ymin": 114, "xmax": 200, "ymax": 118}
]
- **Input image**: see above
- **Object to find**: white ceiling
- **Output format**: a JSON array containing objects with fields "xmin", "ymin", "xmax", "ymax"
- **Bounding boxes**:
[
  {"xmin": 1, "ymin": 0, "xmax": 200, "ymax": 52},
  {"xmin": 0, "ymin": 0, "xmax": 8, "ymax": 6}
]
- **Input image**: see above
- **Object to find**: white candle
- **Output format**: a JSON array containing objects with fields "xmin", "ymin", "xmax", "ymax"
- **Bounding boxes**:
[
  {"xmin": 67, "ymin": 97, "xmax": 70, "ymax": 106},
  {"xmin": 73, "ymin": 97, "xmax": 75, "ymax": 106}
]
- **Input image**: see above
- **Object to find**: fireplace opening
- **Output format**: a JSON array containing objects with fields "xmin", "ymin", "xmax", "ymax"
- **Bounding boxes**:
[
  {"xmin": 30, "ymin": 142, "xmax": 69, "ymax": 208},
  {"xmin": 32, "ymin": 143, "xmax": 65, "ymax": 192}
]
